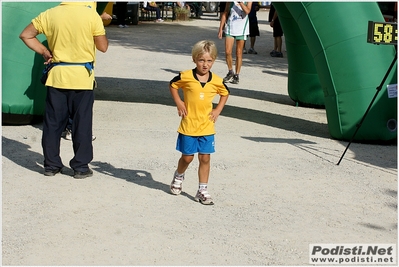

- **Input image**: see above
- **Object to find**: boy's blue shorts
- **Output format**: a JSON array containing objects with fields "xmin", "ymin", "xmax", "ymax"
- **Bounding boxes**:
[{"xmin": 176, "ymin": 133, "xmax": 215, "ymax": 155}]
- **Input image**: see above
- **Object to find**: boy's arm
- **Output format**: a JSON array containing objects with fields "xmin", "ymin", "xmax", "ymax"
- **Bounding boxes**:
[
  {"xmin": 210, "ymin": 95, "xmax": 229, "ymax": 122},
  {"xmin": 169, "ymin": 85, "xmax": 187, "ymax": 118}
]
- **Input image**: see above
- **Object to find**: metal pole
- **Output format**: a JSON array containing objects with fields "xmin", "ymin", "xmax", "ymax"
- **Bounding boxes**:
[{"xmin": 337, "ymin": 52, "xmax": 397, "ymax": 165}]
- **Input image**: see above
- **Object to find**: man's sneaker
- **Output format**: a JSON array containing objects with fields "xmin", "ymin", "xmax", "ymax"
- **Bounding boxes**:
[
  {"xmin": 231, "ymin": 74, "xmax": 239, "ymax": 84},
  {"xmin": 63, "ymin": 129, "xmax": 96, "ymax": 141},
  {"xmin": 44, "ymin": 168, "xmax": 62, "ymax": 176},
  {"xmin": 223, "ymin": 71, "xmax": 234, "ymax": 83},
  {"xmin": 248, "ymin": 48, "xmax": 257, "ymax": 54},
  {"xmin": 243, "ymin": 47, "xmax": 247, "ymax": 54},
  {"xmin": 74, "ymin": 168, "xmax": 93, "ymax": 179},
  {"xmin": 270, "ymin": 49, "xmax": 276, "ymax": 56},
  {"xmin": 170, "ymin": 171, "xmax": 184, "ymax": 195},
  {"xmin": 155, "ymin": 19, "xmax": 164, "ymax": 23},
  {"xmin": 195, "ymin": 189, "xmax": 214, "ymax": 205},
  {"xmin": 271, "ymin": 51, "xmax": 283, "ymax": 57}
]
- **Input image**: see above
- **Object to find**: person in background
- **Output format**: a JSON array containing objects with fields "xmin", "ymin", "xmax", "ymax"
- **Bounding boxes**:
[
  {"xmin": 218, "ymin": 1, "xmax": 252, "ymax": 84},
  {"xmin": 189, "ymin": 2, "xmax": 203, "ymax": 18},
  {"xmin": 116, "ymin": 1, "xmax": 129, "ymax": 28},
  {"xmin": 269, "ymin": 2, "xmax": 283, "ymax": 57},
  {"xmin": 177, "ymin": 1, "xmax": 190, "ymax": 10},
  {"xmin": 19, "ymin": 1, "xmax": 108, "ymax": 179},
  {"xmin": 243, "ymin": 1, "xmax": 260, "ymax": 54},
  {"xmin": 169, "ymin": 40, "xmax": 229, "ymax": 205},
  {"xmin": 63, "ymin": 118, "xmax": 96, "ymax": 141},
  {"xmin": 143, "ymin": 1, "xmax": 164, "ymax": 22}
]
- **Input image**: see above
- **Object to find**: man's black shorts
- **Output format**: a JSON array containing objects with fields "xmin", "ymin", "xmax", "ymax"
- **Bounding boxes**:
[
  {"xmin": 273, "ymin": 18, "xmax": 283, "ymax": 37},
  {"xmin": 249, "ymin": 23, "xmax": 260, "ymax": 37}
]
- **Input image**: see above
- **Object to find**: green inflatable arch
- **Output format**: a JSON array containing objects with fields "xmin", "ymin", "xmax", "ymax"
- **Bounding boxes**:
[
  {"xmin": 273, "ymin": 2, "xmax": 397, "ymax": 141},
  {"xmin": 2, "ymin": 2, "xmax": 397, "ymax": 142}
]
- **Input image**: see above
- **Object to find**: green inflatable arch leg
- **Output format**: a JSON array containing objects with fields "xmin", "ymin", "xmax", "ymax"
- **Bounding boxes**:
[
  {"xmin": 273, "ymin": 3, "xmax": 324, "ymax": 108},
  {"xmin": 2, "ymin": 2, "xmax": 60, "ymax": 124},
  {"xmin": 274, "ymin": 2, "xmax": 397, "ymax": 141}
]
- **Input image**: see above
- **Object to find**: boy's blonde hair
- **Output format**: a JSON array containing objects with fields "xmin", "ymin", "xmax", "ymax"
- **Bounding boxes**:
[{"xmin": 192, "ymin": 40, "xmax": 218, "ymax": 61}]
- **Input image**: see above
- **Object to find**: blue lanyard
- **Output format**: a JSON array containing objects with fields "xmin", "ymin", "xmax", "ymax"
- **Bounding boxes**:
[{"xmin": 52, "ymin": 62, "xmax": 94, "ymax": 74}]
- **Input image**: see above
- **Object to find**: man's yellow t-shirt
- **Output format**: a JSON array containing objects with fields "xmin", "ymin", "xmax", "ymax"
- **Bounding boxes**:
[{"xmin": 32, "ymin": 2, "xmax": 105, "ymax": 89}]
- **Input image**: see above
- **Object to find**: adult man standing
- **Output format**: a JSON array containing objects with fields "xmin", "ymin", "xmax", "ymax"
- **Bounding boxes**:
[{"xmin": 19, "ymin": 2, "xmax": 108, "ymax": 179}]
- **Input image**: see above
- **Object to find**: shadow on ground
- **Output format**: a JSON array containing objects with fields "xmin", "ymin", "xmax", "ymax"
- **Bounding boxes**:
[
  {"xmin": 90, "ymin": 161, "xmax": 196, "ymax": 201},
  {"xmin": 94, "ymin": 76, "xmax": 397, "ymax": 170},
  {"xmin": 95, "ymin": 76, "xmax": 328, "ymax": 139},
  {"xmin": 2, "ymin": 136, "xmax": 44, "ymax": 174}
]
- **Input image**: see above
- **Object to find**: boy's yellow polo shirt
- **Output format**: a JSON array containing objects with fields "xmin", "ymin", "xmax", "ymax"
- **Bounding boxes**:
[{"xmin": 170, "ymin": 69, "xmax": 229, "ymax": 136}]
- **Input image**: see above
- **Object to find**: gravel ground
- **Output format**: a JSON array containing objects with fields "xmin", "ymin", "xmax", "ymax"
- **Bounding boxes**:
[{"xmin": 2, "ymin": 10, "xmax": 397, "ymax": 266}]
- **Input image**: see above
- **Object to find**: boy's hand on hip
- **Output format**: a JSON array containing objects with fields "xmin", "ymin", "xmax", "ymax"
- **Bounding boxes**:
[
  {"xmin": 209, "ymin": 110, "xmax": 221, "ymax": 123},
  {"xmin": 176, "ymin": 102, "xmax": 187, "ymax": 117}
]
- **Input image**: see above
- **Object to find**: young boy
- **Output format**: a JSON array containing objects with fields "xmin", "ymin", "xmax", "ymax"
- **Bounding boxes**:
[{"xmin": 169, "ymin": 40, "xmax": 229, "ymax": 205}]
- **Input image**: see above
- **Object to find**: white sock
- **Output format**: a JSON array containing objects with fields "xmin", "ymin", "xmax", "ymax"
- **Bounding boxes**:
[
  {"xmin": 175, "ymin": 170, "xmax": 184, "ymax": 179},
  {"xmin": 199, "ymin": 183, "xmax": 207, "ymax": 191}
]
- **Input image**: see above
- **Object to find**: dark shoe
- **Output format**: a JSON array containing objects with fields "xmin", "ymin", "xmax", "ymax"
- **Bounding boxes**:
[
  {"xmin": 223, "ymin": 71, "xmax": 234, "ymax": 83},
  {"xmin": 74, "ymin": 168, "xmax": 93, "ymax": 179},
  {"xmin": 271, "ymin": 51, "xmax": 283, "ymax": 57},
  {"xmin": 44, "ymin": 168, "xmax": 62, "ymax": 176},
  {"xmin": 231, "ymin": 74, "xmax": 239, "ymax": 84},
  {"xmin": 248, "ymin": 48, "xmax": 257, "ymax": 54}
]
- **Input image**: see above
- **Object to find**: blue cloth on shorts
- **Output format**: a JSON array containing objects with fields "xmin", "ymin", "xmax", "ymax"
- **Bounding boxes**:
[{"xmin": 176, "ymin": 133, "xmax": 215, "ymax": 155}]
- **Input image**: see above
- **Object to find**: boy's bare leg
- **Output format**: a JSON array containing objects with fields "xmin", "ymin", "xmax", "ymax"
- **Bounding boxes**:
[
  {"xmin": 198, "ymin": 154, "xmax": 210, "ymax": 183},
  {"xmin": 196, "ymin": 153, "xmax": 214, "ymax": 205},
  {"xmin": 177, "ymin": 154, "xmax": 194, "ymax": 174},
  {"xmin": 171, "ymin": 154, "xmax": 193, "ymax": 195}
]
